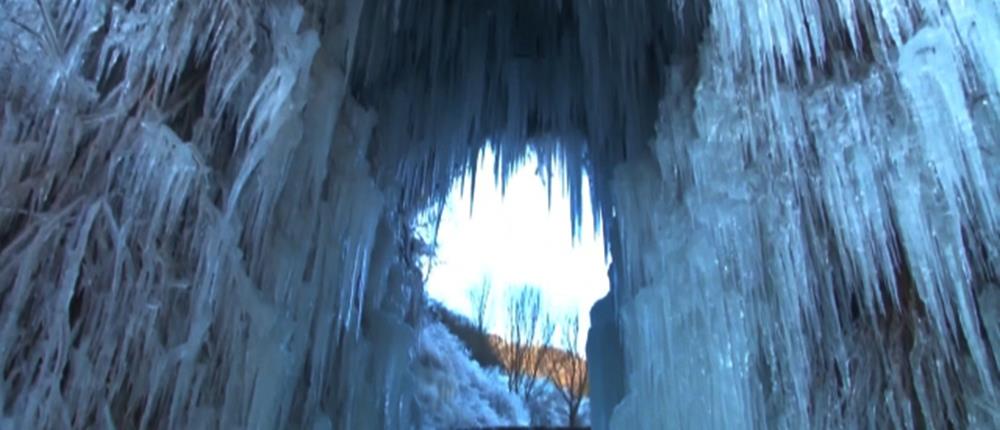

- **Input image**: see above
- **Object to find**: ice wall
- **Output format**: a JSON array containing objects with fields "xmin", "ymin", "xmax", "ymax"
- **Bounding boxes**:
[
  {"xmin": 609, "ymin": 0, "xmax": 1000, "ymax": 428},
  {"xmin": 0, "ymin": 1, "xmax": 421, "ymax": 428}
]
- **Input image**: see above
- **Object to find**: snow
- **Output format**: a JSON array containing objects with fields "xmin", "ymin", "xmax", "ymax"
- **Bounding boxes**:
[
  {"xmin": 523, "ymin": 378, "xmax": 575, "ymax": 427},
  {"xmin": 411, "ymin": 322, "xmax": 529, "ymax": 428}
]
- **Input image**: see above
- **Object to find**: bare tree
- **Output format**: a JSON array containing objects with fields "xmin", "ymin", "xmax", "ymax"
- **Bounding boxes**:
[
  {"xmin": 408, "ymin": 202, "xmax": 446, "ymax": 285},
  {"xmin": 500, "ymin": 286, "xmax": 555, "ymax": 401},
  {"xmin": 549, "ymin": 312, "xmax": 589, "ymax": 427},
  {"xmin": 468, "ymin": 278, "xmax": 492, "ymax": 332}
]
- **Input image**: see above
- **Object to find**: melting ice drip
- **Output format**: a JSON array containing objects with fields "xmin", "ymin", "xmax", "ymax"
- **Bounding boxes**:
[{"xmin": 0, "ymin": 0, "xmax": 997, "ymax": 429}]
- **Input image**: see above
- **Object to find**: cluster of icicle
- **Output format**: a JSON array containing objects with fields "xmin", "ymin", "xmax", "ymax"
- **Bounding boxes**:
[
  {"xmin": 608, "ymin": 0, "xmax": 999, "ymax": 428},
  {"xmin": 348, "ymin": 0, "xmax": 687, "ymax": 240},
  {"xmin": 0, "ymin": 0, "xmax": 425, "ymax": 428}
]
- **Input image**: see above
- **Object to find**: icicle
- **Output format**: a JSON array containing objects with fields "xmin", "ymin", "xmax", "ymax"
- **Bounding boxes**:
[
  {"xmin": 607, "ymin": 1, "xmax": 1000, "ymax": 428},
  {"xmin": 0, "ymin": 0, "xmax": 421, "ymax": 428}
]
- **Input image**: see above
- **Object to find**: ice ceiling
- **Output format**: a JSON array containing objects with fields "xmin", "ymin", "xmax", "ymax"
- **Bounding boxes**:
[{"xmin": 0, "ymin": 0, "xmax": 997, "ymax": 429}]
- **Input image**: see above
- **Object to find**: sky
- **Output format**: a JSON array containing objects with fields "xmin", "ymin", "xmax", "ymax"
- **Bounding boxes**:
[{"xmin": 423, "ymin": 147, "xmax": 610, "ymax": 350}]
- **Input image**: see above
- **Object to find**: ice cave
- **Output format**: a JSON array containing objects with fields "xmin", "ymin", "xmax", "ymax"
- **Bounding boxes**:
[{"xmin": 0, "ymin": 0, "xmax": 998, "ymax": 428}]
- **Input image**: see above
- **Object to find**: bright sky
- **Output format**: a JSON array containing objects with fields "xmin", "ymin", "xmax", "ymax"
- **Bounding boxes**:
[{"xmin": 423, "ymin": 147, "xmax": 610, "ymax": 350}]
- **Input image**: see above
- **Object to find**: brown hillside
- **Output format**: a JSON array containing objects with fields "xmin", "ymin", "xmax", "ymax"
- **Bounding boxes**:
[{"xmin": 487, "ymin": 335, "xmax": 588, "ymax": 394}]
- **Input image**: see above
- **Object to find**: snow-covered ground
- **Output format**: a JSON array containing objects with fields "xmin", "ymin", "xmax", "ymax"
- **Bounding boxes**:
[
  {"xmin": 412, "ymin": 322, "xmax": 530, "ymax": 428},
  {"xmin": 412, "ymin": 309, "xmax": 590, "ymax": 429}
]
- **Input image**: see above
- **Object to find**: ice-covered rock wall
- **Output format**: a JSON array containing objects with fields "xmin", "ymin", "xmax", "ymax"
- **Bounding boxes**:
[
  {"xmin": 0, "ymin": 1, "xmax": 423, "ymax": 428},
  {"xmin": 607, "ymin": 0, "xmax": 1000, "ymax": 428}
]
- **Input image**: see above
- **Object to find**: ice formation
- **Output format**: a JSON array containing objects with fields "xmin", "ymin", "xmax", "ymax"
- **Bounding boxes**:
[
  {"xmin": 0, "ymin": 1, "xmax": 413, "ymax": 428},
  {"xmin": 607, "ymin": 1, "xmax": 1000, "ymax": 428},
  {"xmin": 0, "ymin": 0, "xmax": 997, "ymax": 429}
]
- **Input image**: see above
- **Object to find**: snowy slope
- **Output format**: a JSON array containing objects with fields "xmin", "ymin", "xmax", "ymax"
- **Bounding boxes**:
[{"xmin": 412, "ymin": 322, "xmax": 529, "ymax": 429}]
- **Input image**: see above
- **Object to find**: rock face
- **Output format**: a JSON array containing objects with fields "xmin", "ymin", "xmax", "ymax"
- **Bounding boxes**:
[
  {"xmin": 1, "ymin": 1, "xmax": 998, "ymax": 429},
  {"xmin": 585, "ymin": 294, "xmax": 625, "ymax": 430}
]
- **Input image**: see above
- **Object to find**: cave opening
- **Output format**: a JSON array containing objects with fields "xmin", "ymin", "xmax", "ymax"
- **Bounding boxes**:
[
  {"xmin": 414, "ymin": 143, "xmax": 609, "ymax": 427},
  {"xmin": 420, "ymin": 144, "xmax": 610, "ymax": 334},
  {"xmin": 346, "ymin": 0, "xmax": 707, "ymax": 377}
]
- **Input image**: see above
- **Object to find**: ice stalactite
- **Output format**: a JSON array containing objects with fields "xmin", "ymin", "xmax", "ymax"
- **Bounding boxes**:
[
  {"xmin": 0, "ymin": 1, "xmax": 420, "ymax": 428},
  {"xmin": 349, "ymin": 0, "xmax": 689, "ymax": 239},
  {"xmin": 607, "ymin": 0, "xmax": 1000, "ymax": 428}
]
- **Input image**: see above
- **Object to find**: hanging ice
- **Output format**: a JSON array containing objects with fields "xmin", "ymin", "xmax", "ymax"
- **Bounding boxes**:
[{"xmin": 606, "ymin": 0, "xmax": 1000, "ymax": 428}]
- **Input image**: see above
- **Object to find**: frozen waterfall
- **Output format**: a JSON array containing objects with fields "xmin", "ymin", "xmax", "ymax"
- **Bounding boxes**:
[
  {"xmin": 0, "ymin": 0, "xmax": 997, "ymax": 429},
  {"xmin": 605, "ymin": 1, "xmax": 1000, "ymax": 428}
]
